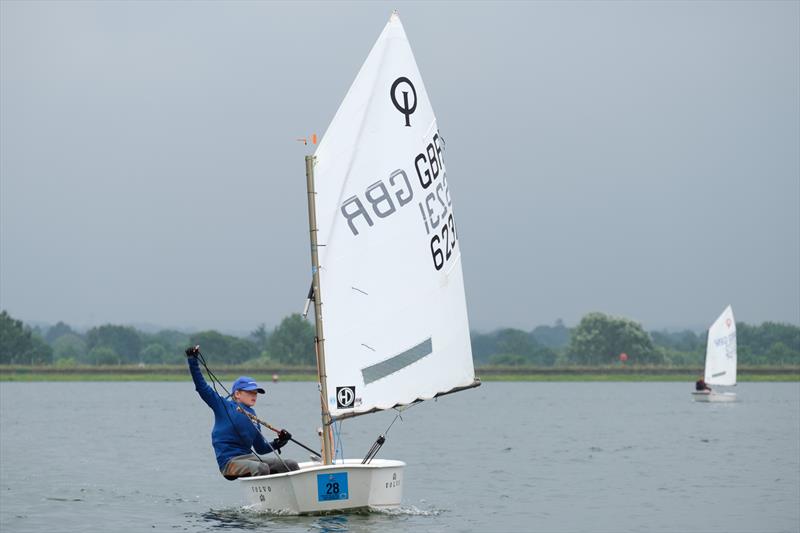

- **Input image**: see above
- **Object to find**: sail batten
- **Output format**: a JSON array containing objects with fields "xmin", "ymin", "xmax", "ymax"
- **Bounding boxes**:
[{"xmin": 311, "ymin": 13, "xmax": 477, "ymax": 419}]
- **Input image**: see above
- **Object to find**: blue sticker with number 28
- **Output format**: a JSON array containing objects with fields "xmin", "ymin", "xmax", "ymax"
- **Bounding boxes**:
[{"xmin": 317, "ymin": 472, "xmax": 349, "ymax": 501}]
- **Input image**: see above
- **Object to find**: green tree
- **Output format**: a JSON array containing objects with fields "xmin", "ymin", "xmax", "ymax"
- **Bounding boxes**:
[
  {"xmin": 495, "ymin": 328, "xmax": 557, "ymax": 366},
  {"xmin": 531, "ymin": 319, "xmax": 571, "ymax": 349},
  {"xmin": 189, "ymin": 331, "xmax": 259, "ymax": 364},
  {"xmin": 567, "ymin": 312, "xmax": 662, "ymax": 365},
  {"xmin": 53, "ymin": 333, "xmax": 87, "ymax": 362},
  {"xmin": 147, "ymin": 329, "xmax": 191, "ymax": 353},
  {"xmin": 738, "ymin": 321, "xmax": 799, "ymax": 365},
  {"xmin": 0, "ymin": 310, "xmax": 54, "ymax": 364},
  {"xmin": 27, "ymin": 335, "xmax": 53, "ymax": 364},
  {"xmin": 141, "ymin": 343, "xmax": 168, "ymax": 364},
  {"xmin": 267, "ymin": 314, "xmax": 315, "ymax": 365},
  {"xmin": 44, "ymin": 321, "xmax": 76, "ymax": 344},
  {"xmin": 470, "ymin": 330, "xmax": 497, "ymax": 366},
  {"xmin": 651, "ymin": 329, "xmax": 702, "ymax": 353},
  {"xmin": 250, "ymin": 323, "xmax": 271, "ymax": 355},
  {"xmin": 658, "ymin": 347, "xmax": 703, "ymax": 367},
  {"xmin": 89, "ymin": 346, "xmax": 120, "ymax": 365},
  {"xmin": 0, "ymin": 310, "xmax": 31, "ymax": 364},
  {"xmin": 86, "ymin": 325, "xmax": 142, "ymax": 364},
  {"xmin": 470, "ymin": 328, "xmax": 557, "ymax": 366},
  {"xmin": 765, "ymin": 342, "xmax": 796, "ymax": 365}
]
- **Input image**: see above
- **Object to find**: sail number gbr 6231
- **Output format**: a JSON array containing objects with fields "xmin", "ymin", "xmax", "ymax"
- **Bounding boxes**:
[
  {"xmin": 338, "ymin": 130, "xmax": 458, "ymax": 272},
  {"xmin": 415, "ymin": 133, "xmax": 457, "ymax": 271}
]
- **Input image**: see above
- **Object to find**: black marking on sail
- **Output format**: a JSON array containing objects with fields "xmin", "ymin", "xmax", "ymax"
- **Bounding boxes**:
[
  {"xmin": 331, "ymin": 378, "xmax": 481, "ymax": 422},
  {"xmin": 712, "ymin": 371, "xmax": 727, "ymax": 377},
  {"xmin": 361, "ymin": 338, "xmax": 432, "ymax": 384}
]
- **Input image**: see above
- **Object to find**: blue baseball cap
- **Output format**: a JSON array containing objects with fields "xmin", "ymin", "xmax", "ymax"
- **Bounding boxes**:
[{"xmin": 231, "ymin": 376, "xmax": 265, "ymax": 394}]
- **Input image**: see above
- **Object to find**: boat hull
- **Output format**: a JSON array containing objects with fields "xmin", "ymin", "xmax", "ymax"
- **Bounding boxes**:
[
  {"xmin": 692, "ymin": 391, "xmax": 737, "ymax": 402},
  {"xmin": 239, "ymin": 458, "xmax": 405, "ymax": 514}
]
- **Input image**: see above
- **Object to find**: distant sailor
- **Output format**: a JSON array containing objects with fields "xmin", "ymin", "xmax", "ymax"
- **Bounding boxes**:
[
  {"xmin": 185, "ymin": 345, "xmax": 299, "ymax": 479},
  {"xmin": 695, "ymin": 378, "xmax": 712, "ymax": 392}
]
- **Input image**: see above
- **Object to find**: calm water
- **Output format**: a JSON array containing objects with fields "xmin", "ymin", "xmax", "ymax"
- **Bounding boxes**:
[{"xmin": 1, "ymin": 381, "xmax": 798, "ymax": 533}]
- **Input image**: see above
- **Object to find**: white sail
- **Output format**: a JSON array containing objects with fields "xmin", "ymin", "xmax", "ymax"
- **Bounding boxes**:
[
  {"xmin": 704, "ymin": 305, "xmax": 737, "ymax": 386},
  {"xmin": 312, "ymin": 13, "xmax": 476, "ymax": 419}
]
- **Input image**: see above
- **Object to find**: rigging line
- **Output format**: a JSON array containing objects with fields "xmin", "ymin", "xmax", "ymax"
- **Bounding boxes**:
[
  {"xmin": 384, "ymin": 400, "xmax": 420, "ymax": 437},
  {"xmin": 237, "ymin": 407, "xmax": 322, "ymax": 460},
  {"xmin": 383, "ymin": 408, "xmax": 404, "ymax": 437},
  {"xmin": 234, "ymin": 404, "xmax": 291, "ymax": 471},
  {"xmin": 334, "ymin": 420, "xmax": 344, "ymax": 463},
  {"xmin": 263, "ymin": 428, "xmax": 290, "ymax": 471},
  {"xmin": 197, "ymin": 351, "xmax": 232, "ymax": 397},
  {"xmin": 332, "ymin": 421, "xmax": 338, "ymax": 462},
  {"xmin": 362, "ymin": 407, "xmax": 409, "ymax": 464}
]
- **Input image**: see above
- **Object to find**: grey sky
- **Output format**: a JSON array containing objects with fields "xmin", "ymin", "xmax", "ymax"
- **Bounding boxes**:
[{"xmin": 1, "ymin": 1, "xmax": 798, "ymax": 334}]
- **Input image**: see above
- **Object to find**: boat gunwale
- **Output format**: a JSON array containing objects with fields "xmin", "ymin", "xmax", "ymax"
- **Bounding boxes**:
[{"xmin": 238, "ymin": 458, "xmax": 406, "ymax": 482}]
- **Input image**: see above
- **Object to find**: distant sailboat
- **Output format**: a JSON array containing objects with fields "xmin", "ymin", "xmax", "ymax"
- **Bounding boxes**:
[
  {"xmin": 238, "ymin": 12, "xmax": 480, "ymax": 513},
  {"xmin": 692, "ymin": 305, "xmax": 737, "ymax": 402}
]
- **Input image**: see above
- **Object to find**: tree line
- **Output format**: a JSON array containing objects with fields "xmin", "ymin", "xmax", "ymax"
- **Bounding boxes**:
[{"xmin": 0, "ymin": 310, "xmax": 798, "ymax": 367}]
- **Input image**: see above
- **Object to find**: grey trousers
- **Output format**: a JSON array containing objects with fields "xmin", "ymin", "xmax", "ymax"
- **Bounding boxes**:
[{"xmin": 222, "ymin": 453, "xmax": 300, "ymax": 480}]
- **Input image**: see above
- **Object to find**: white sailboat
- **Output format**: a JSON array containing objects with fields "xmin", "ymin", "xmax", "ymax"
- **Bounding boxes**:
[
  {"xmin": 239, "ymin": 12, "xmax": 480, "ymax": 513},
  {"xmin": 692, "ymin": 305, "xmax": 737, "ymax": 402}
]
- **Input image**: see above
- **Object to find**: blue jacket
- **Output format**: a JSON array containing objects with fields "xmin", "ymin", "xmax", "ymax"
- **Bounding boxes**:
[{"xmin": 188, "ymin": 356, "xmax": 275, "ymax": 470}]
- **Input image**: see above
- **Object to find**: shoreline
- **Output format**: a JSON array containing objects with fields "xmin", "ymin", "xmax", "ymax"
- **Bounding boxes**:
[{"xmin": 0, "ymin": 365, "xmax": 797, "ymax": 382}]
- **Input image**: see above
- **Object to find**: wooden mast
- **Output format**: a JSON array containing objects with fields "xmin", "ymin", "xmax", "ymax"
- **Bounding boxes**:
[{"xmin": 304, "ymin": 154, "xmax": 334, "ymax": 465}]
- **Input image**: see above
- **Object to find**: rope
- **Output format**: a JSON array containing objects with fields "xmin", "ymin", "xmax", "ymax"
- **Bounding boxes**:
[
  {"xmin": 333, "ymin": 420, "xmax": 344, "ymax": 463},
  {"xmin": 362, "ymin": 408, "xmax": 405, "ymax": 464}
]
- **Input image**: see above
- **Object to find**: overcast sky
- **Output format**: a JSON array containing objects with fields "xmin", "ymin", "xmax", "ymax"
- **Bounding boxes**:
[{"xmin": 1, "ymin": 1, "xmax": 798, "ymax": 334}]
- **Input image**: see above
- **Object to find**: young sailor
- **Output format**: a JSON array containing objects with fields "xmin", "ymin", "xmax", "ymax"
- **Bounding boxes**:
[
  {"xmin": 185, "ymin": 346, "xmax": 299, "ymax": 479},
  {"xmin": 695, "ymin": 377, "xmax": 712, "ymax": 392}
]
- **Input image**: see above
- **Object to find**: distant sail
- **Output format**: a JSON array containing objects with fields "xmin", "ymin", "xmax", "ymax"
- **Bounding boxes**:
[
  {"xmin": 704, "ymin": 305, "xmax": 737, "ymax": 386},
  {"xmin": 312, "ymin": 13, "xmax": 476, "ymax": 419}
]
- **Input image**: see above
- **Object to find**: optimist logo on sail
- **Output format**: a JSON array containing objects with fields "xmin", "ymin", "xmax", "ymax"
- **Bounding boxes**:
[{"xmin": 390, "ymin": 76, "xmax": 417, "ymax": 126}]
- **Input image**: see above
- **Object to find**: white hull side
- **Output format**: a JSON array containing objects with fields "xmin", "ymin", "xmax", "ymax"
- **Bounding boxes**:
[
  {"xmin": 692, "ymin": 391, "xmax": 737, "ymax": 402},
  {"xmin": 239, "ymin": 458, "xmax": 404, "ymax": 514}
]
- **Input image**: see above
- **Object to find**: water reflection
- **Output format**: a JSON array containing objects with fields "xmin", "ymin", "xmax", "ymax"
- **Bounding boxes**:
[
  {"xmin": 310, "ymin": 514, "xmax": 350, "ymax": 531},
  {"xmin": 197, "ymin": 505, "xmax": 436, "ymax": 532}
]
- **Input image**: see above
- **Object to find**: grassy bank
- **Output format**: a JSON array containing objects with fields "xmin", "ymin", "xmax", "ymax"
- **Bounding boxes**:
[{"xmin": 0, "ymin": 365, "xmax": 797, "ymax": 382}]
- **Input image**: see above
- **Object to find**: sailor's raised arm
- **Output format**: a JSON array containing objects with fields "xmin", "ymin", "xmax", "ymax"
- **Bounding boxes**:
[{"xmin": 185, "ymin": 346, "xmax": 222, "ymax": 408}]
